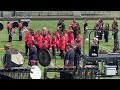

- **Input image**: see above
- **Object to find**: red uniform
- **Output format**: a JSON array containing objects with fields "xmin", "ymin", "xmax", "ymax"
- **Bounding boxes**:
[
  {"xmin": 47, "ymin": 33, "xmax": 51, "ymax": 49},
  {"xmin": 56, "ymin": 31, "xmax": 60, "ymax": 47},
  {"xmin": 59, "ymin": 36, "xmax": 65, "ymax": 50},
  {"xmin": 24, "ymin": 31, "xmax": 31, "ymax": 42},
  {"xmin": 68, "ymin": 32, "xmax": 74, "ymax": 45},
  {"xmin": 51, "ymin": 35, "xmax": 57, "ymax": 49},
  {"xmin": 35, "ymin": 34, "xmax": 43, "ymax": 49},
  {"xmin": 27, "ymin": 36, "xmax": 34, "ymax": 49},
  {"xmin": 7, "ymin": 24, "xmax": 12, "ymax": 30},
  {"xmin": 42, "ymin": 36, "xmax": 48, "ymax": 49},
  {"xmin": 76, "ymin": 34, "xmax": 83, "ymax": 47},
  {"xmin": 18, "ymin": 23, "xmax": 22, "ymax": 30},
  {"xmin": 64, "ymin": 33, "xmax": 68, "ymax": 45}
]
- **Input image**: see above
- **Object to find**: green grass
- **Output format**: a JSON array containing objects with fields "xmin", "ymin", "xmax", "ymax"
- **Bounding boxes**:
[{"xmin": 0, "ymin": 20, "xmax": 120, "ymax": 79}]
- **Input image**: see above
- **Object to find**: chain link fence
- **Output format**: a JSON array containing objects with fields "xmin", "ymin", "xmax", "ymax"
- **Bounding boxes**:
[{"xmin": 0, "ymin": 11, "xmax": 120, "ymax": 18}]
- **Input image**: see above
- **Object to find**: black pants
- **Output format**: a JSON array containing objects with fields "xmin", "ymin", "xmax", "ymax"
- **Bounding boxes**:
[
  {"xmin": 113, "ymin": 32, "xmax": 118, "ymax": 41},
  {"xmin": 74, "ymin": 54, "xmax": 80, "ymax": 66},
  {"xmin": 9, "ymin": 35, "xmax": 12, "ymax": 42},
  {"xmin": 25, "ymin": 42, "xmax": 29, "ymax": 55},
  {"xmin": 57, "ymin": 45, "xmax": 59, "ymax": 52},
  {"xmin": 104, "ymin": 32, "xmax": 109, "ymax": 42},
  {"xmin": 52, "ymin": 46, "xmax": 55, "ymax": 57},
  {"xmin": 19, "ymin": 36, "xmax": 22, "ymax": 41},
  {"xmin": 60, "ymin": 50, "xmax": 64, "ymax": 59}
]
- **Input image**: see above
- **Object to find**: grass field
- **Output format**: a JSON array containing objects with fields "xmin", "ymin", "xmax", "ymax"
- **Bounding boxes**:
[{"xmin": 0, "ymin": 20, "xmax": 120, "ymax": 79}]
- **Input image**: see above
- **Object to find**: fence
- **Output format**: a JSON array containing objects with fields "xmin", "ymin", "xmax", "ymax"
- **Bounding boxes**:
[{"xmin": 0, "ymin": 11, "xmax": 120, "ymax": 18}]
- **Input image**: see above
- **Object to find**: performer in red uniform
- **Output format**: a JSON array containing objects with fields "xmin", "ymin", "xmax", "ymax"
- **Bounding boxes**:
[
  {"xmin": 42, "ymin": 34, "xmax": 49, "ymax": 49},
  {"xmin": 59, "ymin": 33, "xmax": 65, "ymax": 59},
  {"xmin": 7, "ymin": 22, "xmax": 13, "ymax": 42},
  {"xmin": 55, "ymin": 30, "xmax": 60, "ymax": 53},
  {"xmin": 68, "ymin": 28, "xmax": 74, "ymax": 45},
  {"xmin": 51, "ymin": 32, "xmax": 57, "ymax": 57},
  {"xmin": 24, "ymin": 28, "xmax": 32, "ymax": 55},
  {"xmin": 18, "ymin": 20, "xmax": 23, "ymax": 41},
  {"xmin": 47, "ymin": 31, "xmax": 51, "ymax": 51},
  {"xmin": 76, "ymin": 31, "xmax": 83, "ymax": 47},
  {"xmin": 63, "ymin": 30, "xmax": 68, "ymax": 52}
]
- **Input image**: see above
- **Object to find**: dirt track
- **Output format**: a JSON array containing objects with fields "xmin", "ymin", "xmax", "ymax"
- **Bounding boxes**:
[{"xmin": 0, "ymin": 17, "xmax": 119, "ymax": 21}]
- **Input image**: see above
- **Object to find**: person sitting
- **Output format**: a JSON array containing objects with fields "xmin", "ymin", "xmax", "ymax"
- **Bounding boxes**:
[{"xmin": 3, "ymin": 44, "xmax": 11, "ymax": 69}]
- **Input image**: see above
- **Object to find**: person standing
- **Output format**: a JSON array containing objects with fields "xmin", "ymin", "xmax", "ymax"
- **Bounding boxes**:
[
  {"xmin": 104, "ymin": 23, "xmax": 109, "ymax": 42},
  {"xmin": 8, "ymin": 22, "xmax": 13, "ymax": 42},
  {"xmin": 112, "ymin": 18, "xmax": 118, "ymax": 41},
  {"xmin": 64, "ymin": 43, "xmax": 75, "ymax": 66},
  {"xmin": 18, "ymin": 20, "xmax": 23, "ymax": 41},
  {"xmin": 28, "ymin": 40, "xmax": 38, "ymax": 66}
]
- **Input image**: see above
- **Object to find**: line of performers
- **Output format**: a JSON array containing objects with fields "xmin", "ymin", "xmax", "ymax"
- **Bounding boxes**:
[
  {"xmin": 7, "ymin": 20, "xmax": 23, "ymax": 42},
  {"xmin": 93, "ymin": 18, "xmax": 118, "ymax": 42},
  {"xmin": 24, "ymin": 21, "xmax": 82, "ymax": 66}
]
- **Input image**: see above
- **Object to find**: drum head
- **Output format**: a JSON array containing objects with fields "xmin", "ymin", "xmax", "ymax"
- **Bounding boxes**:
[
  {"xmin": 0, "ymin": 23, "xmax": 3, "ymax": 30},
  {"xmin": 38, "ymin": 49, "xmax": 51, "ymax": 67},
  {"xmin": 30, "ymin": 65, "xmax": 41, "ymax": 79},
  {"xmin": 23, "ymin": 21, "xmax": 28, "ymax": 27},
  {"xmin": 13, "ymin": 22, "xmax": 18, "ymax": 28}
]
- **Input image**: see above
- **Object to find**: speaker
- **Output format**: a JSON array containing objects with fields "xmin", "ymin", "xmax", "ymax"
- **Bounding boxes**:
[
  {"xmin": 89, "ymin": 45, "xmax": 98, "ymax": 57},
  {"xmin": 60, "ymin": 72, "xmax": 74, "ymax": 79}
]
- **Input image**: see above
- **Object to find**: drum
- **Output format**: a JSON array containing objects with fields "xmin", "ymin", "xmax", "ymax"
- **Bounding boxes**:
[
  {"xmin": 23, "ymin": 21, "xmax": 28, "ymax": 27},
  {"xmin": 12, "ymin": 22, "xmax": 18, "ymax": 28},
  {"xmin": 30, "ymin": 65, "xmax": 41, "ymax": 79},
  {"xmin": 0, "ymin": 23, "xmax": 3, "ymax": 31}
]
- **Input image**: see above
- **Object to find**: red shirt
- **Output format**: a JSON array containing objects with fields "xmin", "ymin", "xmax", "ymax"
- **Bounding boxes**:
[
  {"xmin": 27, "ymin": 36, "xmax": 34, "ymax": 49},
  {"xmin": 47, "ymin": 34, "xmax": 51, "ymax": 48},
  {"xmin": 76, "ymin": 34, "xmax": 82, "ymax": 47},
  {"xmin": 59, "ymin": 36, "xmax": 65, "ymax": 50},
  {"xmin": 51, "ymin": 35, "xmax": 57, "ymax": 48},
  {"xmin": 64, "ymin": 33, "xmax": 68, "ymax": 45},
  {"xmin": 68, "ymin": 32, "xmax": 74, "ymax": 45},
  {"xmin": 35, "ymin": 34, "xmax": 43, "ymax": 49},
  {"xmin": 7, "ymin": 24, "xmax": 12, "ymax": 30},
  {"xmin": 42, "ymin": 36, "xmax": 48, "ymax": 49},
  {"xmin": 24, "ymin": 31, "xmax": 31, "ymax": 42},
  {"xmin": 18, "ymin": 23, "xmax": 22, "ymax": 30}
]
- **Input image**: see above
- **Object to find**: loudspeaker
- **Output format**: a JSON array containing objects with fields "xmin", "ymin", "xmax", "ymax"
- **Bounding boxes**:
[
  {"xmin": 89, "ymin": 45, "xmax": 98, "ymax": 57},
  {"xmin": 60, "ymin": 72, "xmax": 74, "ymax": 79}
]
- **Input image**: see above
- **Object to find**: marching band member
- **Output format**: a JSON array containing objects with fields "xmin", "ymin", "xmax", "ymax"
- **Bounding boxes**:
[
  {"xmin": 18, "ymin": 20, "xmax": 23, "ymax": 41},
  {"xmin": 57, "ymin": 19, "xmax": 65, "ymax": 32},
  {"xmin": 63, "ymin": 30, "xmax": 68, "ymax": 52},
  {"xmin": 24, "ymin": 28, "xmax": 32, "ymax": 56},
  {"xmin": 98, "ymin": 18, "xmax": 104, "ymax": 40},
  {"xmin": 84, "ymin": 19, "xmax": 89, "ymax": 41},
  {"xmin": 47, "ymin": 31, "xmax": 51, "ymax": 51},
  {"xmin": 55, "ymin": 30, "xmax": 60, "ymax": 53},
  {"xmin": 59, "ymin": 32, "xmax": 65, "ymax": 59},
  {"xmin": 51, "ymin": 32, "xmax": 57, "ymax": 57},
  {"xmin": 112, "ymin": 18, "xmax": 118, "ymax": 41},
  {"xmin": 76, "ymin": 31, "xmax": 83, "ymax": 47},
  {"xmin": 42, "ymin": 33, "xmax": 49, "ymax": 49},
  {"xmin": 104, "ymin": 23, "xmax": 109, "ymax": 42},
  {"xmin": 7, "ymin": 22, "xmax": 13, "ymax": 42},
  {"xmin": 68, "ymin": 27, "xmax": 74, "ymax": 45},
  {"xmin": 28, "ymin": 40, "xmax": 38, "ymax": 66}
]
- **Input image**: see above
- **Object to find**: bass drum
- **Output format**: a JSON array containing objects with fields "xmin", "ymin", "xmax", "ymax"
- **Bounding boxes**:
[
  {"xmin": 30, "ymin": 65, "xmax": 41, "ymax": 79},
  {"xmin": 2, "ymin": 48, "xmax": 24, "ymax": 67}
]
